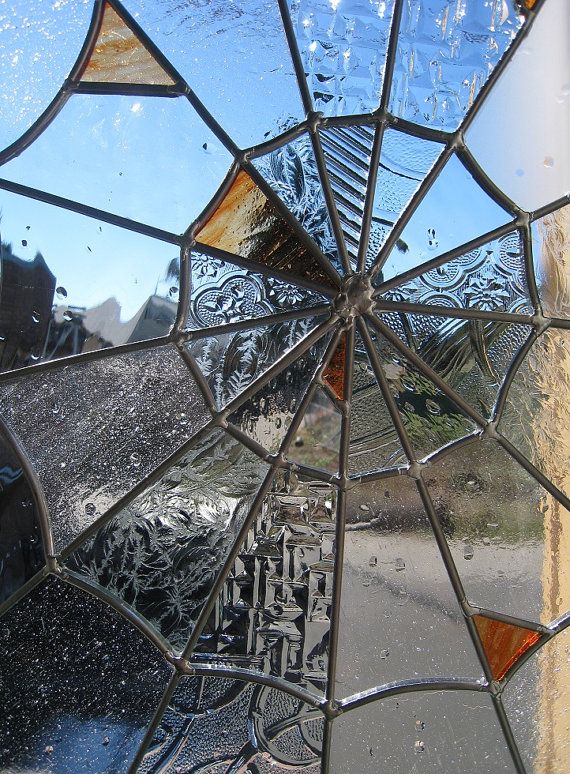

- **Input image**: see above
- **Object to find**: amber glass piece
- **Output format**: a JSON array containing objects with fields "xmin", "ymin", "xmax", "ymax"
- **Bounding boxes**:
[
  {"xmin": 81, "ymin": 2, "xmax": 175, "ymax": 85},
  {"xmin": 196, "ymin": 170, "xmax": 335, "ymax": 289},
  {"xmin": 473, "ymin": 614, "xmax": 541, "ymax": 681},
  {"xmin": 323, "ymin": 333, "xmax": 347, "ymax": 400}
]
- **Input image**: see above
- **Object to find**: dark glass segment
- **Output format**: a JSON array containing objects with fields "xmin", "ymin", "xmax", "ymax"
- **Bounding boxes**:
[
  {"xmin": 0, "ymin": 344, "xmax": 210, "ymax": 554},
  {"xmin": 532, "ymin": 204, "xmax": 570, "ymax": 319},
  {"xmin": 322, "ymin": 332, "xmax": 347, "ymax": 401},
  {"xmin": 66, "ymin": 430, "xmax": 268, "ymax": 650},
  {"xmin": 0, "ymin": 576, "xmax": 172, "ymax": 773},
  {"xmin": 140, "ymin": 675, "xmax": 323, "ymax": 773},
  {"xmin": 195, "ymin": 470, "xmax": 336, "ymax": 695},
  {"xmin": 473, "ymin": 613, "xmax": 541, "ymax": 681},
  {"xmin": 0, "ymin": 431, "xmax": 44, "ymax": 605}
]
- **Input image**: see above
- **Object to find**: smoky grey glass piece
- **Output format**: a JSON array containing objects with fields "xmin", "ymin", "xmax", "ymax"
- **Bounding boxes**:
[
  {"xmin": 330, "ymin": 690, "xmax": 516, "ymax": 772},
  {"xmin": 389, "ymin": 0, "xmax": 524, "ymax": 131},
  {"xmin": 336, "ymin": 475, "xmax": 482, "ymax": 697},
  {"xmin": 0, "ymin": 432, "xmax": 44, "ymax": 605},
  {"xmin": 0, "ymin": 576, "xmax": 172, "ymax": 773},
  {"xmin": 66, "ymin": 430, "xmax": 268, "ymax": 650},
  {"xmin": 140, "ymin": 675, "xmax": 322, "ymax": 773},
  {"xmin": 1, "ymin": 94, "xmax": 232, "ymax": 234},
  {"xmin": 0, "ymin": 344, "xmax": 210, "ymax": 553},
  {"xmin": 532, "ymin": 204, "xmax": 570, "ymax": 320},
  {"xmin": 187, "ymin": 251, "xmax": 326, "ymax": 330},
  {"xmin": 196, "ymin": 470, "xmax": 336, "ymax": 695}
]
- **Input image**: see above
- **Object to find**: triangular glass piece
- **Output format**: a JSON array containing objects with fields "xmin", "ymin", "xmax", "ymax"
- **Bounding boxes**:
[
  {"xmin": 228, "ymin": 332, "xmax": 332, "ymax": 454},
  {"xmin": 252, "ymin": 133, "xmax": 340, "ymax": 273},
  {"xmin": 320, "ymin": 125, "xmax": 375, "ymax": 264},
  {"xmin": 187, "ymin": 313, "xmax": 328, "ymax": 410},
  {"xmin": 376, "ymin": 310, "xmax": 532, "ymax": 419},
  {"xmin": 473, "ymin": 614, "xmax": 541, "ymax": 681},
  {"xmin": 81, "ymin": 1, "xmax": 175, "ymax": 85},
  {"xmin": 380, "ymin": 154, "xmax": 512, "ymax": 283},
  {"xmin": 532, "ymin": 203, "xmax": 570, "ymax": 319},
  {"xmin": 323, "ymin": 332, "xmax": 348, "ymax": 401},
  {"xmin": 186, "ymin": 251, "xmax": 328, "ymax": 331},
  {"xmin": 194, "ymin": 470, "xmax": 337, "ymax": 695},
  {"xmin": 336, "ymin": 475, "xmax": 483, "ymax": 697},
  {"xmin": 380, "ymin": 230, "xmax": 531, "ymax": 315},
  {"xmin": 367, "ymin": 128, "xmax": 443, "ymax": 269},
  {"xmin": 196, "ymin": 170, "xmax": 336, "ymax": 289},
  {"xmin": 291, "ymin": 387, "xmax": 341, "ymax": 474},
  {"xmin": 66, "ymin": 430, "xmax": 268, "ymax": 651}
]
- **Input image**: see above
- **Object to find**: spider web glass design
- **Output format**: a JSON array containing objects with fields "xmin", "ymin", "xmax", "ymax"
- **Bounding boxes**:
[{"xmin": 0, "ymin": 0, "xmax": 569, "ymax": 772}]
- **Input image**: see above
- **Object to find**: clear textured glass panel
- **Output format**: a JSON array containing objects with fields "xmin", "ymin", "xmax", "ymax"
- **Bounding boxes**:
[
  {"xmin": 196, "ymin": 471, "xmax": 336, "ymax": 695},
  {"xmin": 187, "ymin": 252, "xmax": 326, "ymax": 330},
  {"xmin": 187, "ymin": 315, "xmax": 328, "ymax": 410},
  {"xmin": 0, "ymin": 431, "xmax": 44, "ymax": 605},
  {"xmin": 380, "ymin": 230, "xmax": 531, "ymax": 314},
  {"xmin": 229, "ymin": 335, "xmax": 331, "ymax": 454},
  {"xmin": 427, "ymin": 438, "xmax": 570, "ymax": 623},
  {"xmin": 140, "ymin": 676, "xmax": 322, "ymax": 773},
  {"xmin": 291, "ymin": 388, "xmax": 342, "ymax": 473},
  {"xmin": 367, "ymin": 129, "xmax": 443, "ymax": 268},
  {"xmin": 0, "ymin": 193, "xmax": 181, "ymax": 371},
  {"xmin": 532, "ymin": 204, "xmax": 570, "ymax": 319},
  {"xmin": 330, "ymin": 691, "xmax": 516, "ymax": 772},
  {"xmin": 466, "ymin": 0, "xmax": 570, "ymax": 212},
  {"xmin": 0, "ymin": 344, "xmax": 210, "ymax": 553},
  {"xmin": 1, "ymin": 94, "xmax": 232, "ymax": 233},
  {"xmin": 0, "ymin": 0, "xmax": 92, "ymax": 153},
  {"xmin": 287, "ymin": 0, "xmax": 396, "ymax": 117},
  {"xmin": 122, "ymin": 0, "xmax": 304, "ymax": 148},
  {"xmin": 389, "ymin": 0, "xmax": 524, "ymax": 131},
  {"xmin": 320, "ymin": 125, "xmax": 375, "ymax": 264},
  {"xmin": 380, "ymin": 154, "xmax": 512, "ymax": 282},
  {"xmin": 336, "ymin": 475, "xmax": 481, "ymax": 697},
  {"xmin": 504, "ymin": 628, "xmax": 570, "ymax": 774},
  {"xmin": 66, "ymin": 430, "xmax": 267, "ymax": 649},
  {"xmin": 0, "ymin": 577, "xmax": 172, "ymax": 772},
  {"xmin": 377, "ymin": 311, "xmax": 532, "ymax": 419},
  {"xmin": 499, "ymin": 327, "xmax": 570, "ymax": 500}
]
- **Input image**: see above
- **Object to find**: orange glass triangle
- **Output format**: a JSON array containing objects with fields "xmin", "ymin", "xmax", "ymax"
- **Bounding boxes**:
[
  {"xmin": 81, "ymin": 2, "xmax": 175, "ymax": 85},
  {"xmin": 473, "ymin": 614, "xmax": 541, "ymax": 681},
  {"xmin": 323, "ymin": 333, "xmax": 347, "ymax": 400},
  {"xmin": 196, "ymin": 170, "xmax": 335, "ymax": 289}
]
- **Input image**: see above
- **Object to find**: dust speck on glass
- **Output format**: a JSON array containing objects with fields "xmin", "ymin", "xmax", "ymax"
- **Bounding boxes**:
[{"xmin": 0, "ymin": 0, "xmax": 568, "ymax": 772}]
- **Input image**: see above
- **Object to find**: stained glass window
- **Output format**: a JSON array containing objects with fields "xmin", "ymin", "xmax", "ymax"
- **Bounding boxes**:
[{"xmin": 0, "ymin": 0, "xmax": 568, "ymax": 771}]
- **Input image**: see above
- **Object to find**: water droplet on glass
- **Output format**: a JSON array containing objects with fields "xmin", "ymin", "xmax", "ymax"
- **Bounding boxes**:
[
  {"xmin": 169, "ymin": 286, "xmax": 178, "ymax": 297},
  {"xmin": 130, "ymin": 452, "xmax": 141, "ymax": 466},
  {"xmin": 63, "ymin": 310, "xmax": 73, "ymax": 322},
  {"xmin": 44, "ymin": 746, "xmax": 54, "ymax": 755},
  {"xmin": 294, "ymin": 436, "xmax": 304, "ymax": 448},
  {"xmin": 55, "ymin": 286, "xmax": 67, "ymax": 299},
  {"xmin": 21, "ymin": 239, "xmax": 28, "ymax": 247},
  {"xmin": 543, "ymin": 156, "xmax": 554, "ymax": 168},
  {"xmin": 415, "ymin": 720, "xmax": 425, "ymax": 731},
  {"xmin": 84, "ymin": 502, "xmax": 96, "ymax": 516},
  {"xmin": 369, "ymin": 555, "xmax": 378, "ymax": 567},
  {"xmin": 379, "ymin": 648, "xmax": 389, "ymax": 659},
  {"xmin": 102, "ymin": 737, "xmax": 110, "ymax": 746},
  {"xmin": 51, "ymin": 402, "xmax": 60, "ymax": 415},
  {"xmin": 463, "ymin": 544, "xmax": 474, "ymax": 560},
  {"xmin": 427, "ymin": 227, "xmax": 438, "ymax": 250},
  {"xmin": 31, "ymin": 310, "xmax": 40, "ymax": 324},
  {"xmin": 482, "ymin": 537, "xmax": 491, "ymax": 546},
  {"xmin": 515, "ymin": 168, "xmax": 525, "ymax": 177},
  {"xmin": 0, "ymin": 624, "xmax": 10, "ymax": 640},
  {"xmin": 395, "ymin": 557, "xmax": 406, "ymax": 572},
  {"xmin": 414, "ymin": 740, "xmax": 425, "ymax": 753}
]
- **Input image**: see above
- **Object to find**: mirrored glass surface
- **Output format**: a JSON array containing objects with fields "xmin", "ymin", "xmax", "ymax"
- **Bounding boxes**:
[{"xmin": 532, "ymin": 204, "xmax": 570, "ymax": 319}]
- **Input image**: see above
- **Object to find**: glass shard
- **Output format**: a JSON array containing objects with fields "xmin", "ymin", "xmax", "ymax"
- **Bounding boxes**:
[
  {"xmin": 195, "ymin": 471, "xmax": 336, "ymax": 695},
  {"xmin": 187, "ymin": 251, "xmax": 327, "ymax": 330},
  {"xmin": 287, "ymin": 0, "xmax": 396, "ymax": 116},
  {"xmin": 252, "ymin": 133, "xmax": 340, "ymax": 272},
  {"xmin": 187, "ymin": 315, "xmax": 328, "ymax": 410},
  {"xmin": 320, "ymin": 125, "xmax": 375, "ymax": 264},
  {"xmin": 0, "ymin": 195, "xmax": 181, "ymax": 371},
  {"xmin": 0, "ymin": 431, "xmax": 44, "ymax": 605},
  {"xmin": 473, "ymin": 614, "xmax": 540, "ymax": 681},
  {"xmin": 1, "ymin": 94, "xmax": 232, "ymax": 234},
  {"xmin": 66, "ymin": 430, "xmax": 267, "ymax": 650},
  {"xmin": 81, "ymin": 1, "xmax": 175, "ymax": 85},
  {"xmin": 380, "ymin": 154, "xmax": 512, "ymax": 283},
  {"xmin": 380, "ymin": 230, "xmax": 530, "ymax": 315},
  {"xmin": 0, "ymin": 344, "xmax": 210, "ymax": 554},
  {"xmin": 336, "ymin": 475, "xmax": 482, "ymax": 697},
  {"xmin": 196, "ymin": 170, "xmax": 336, "ymax": 289},
  {"xmin": 389, "ymin": 0, "xmax": 524, "ymax": 131},
  {"xmin": 367, "ymin": 129, "xmax": 443, "ymax": 268},
  {"xmin": 426, "ymin": 438, "xmax": 570, "ymax": 623},
  {"xmin": 323, "ymin": 333, "xmax": 347, "ymax": 401},
  {"xmin": 140, "ymin": 676, "xmax": 322, "ymax": 773},
  {"xmin": 532, "ymin": 204, "xmax": 570, "ymax": 319},
  {"xmin": 229, "ymin": 336, "xmax": 331, "ymax": 454},
  {"xmin": 291, "ymin": 388, "xmax": 341, "ymax": 473},
  {"xmin": 465, "ymin": 0, "xmax": 570, "ymax": 211},
  {"xmin": 0, "ymin": 577, "xmax": 172, "ymax": 772},
  {"xmin": 499, "ymin": 328, "xmax": 570, "ymax": 500}
]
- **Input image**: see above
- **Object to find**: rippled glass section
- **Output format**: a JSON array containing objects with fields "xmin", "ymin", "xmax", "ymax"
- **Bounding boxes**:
[{"xmin": 532, "ymin": 204, "xmax": 570, "ymax": 320}]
